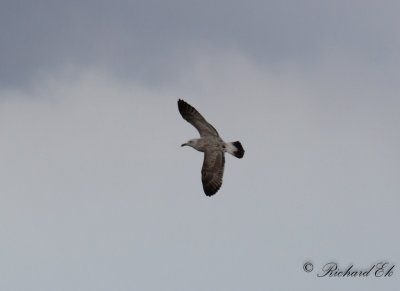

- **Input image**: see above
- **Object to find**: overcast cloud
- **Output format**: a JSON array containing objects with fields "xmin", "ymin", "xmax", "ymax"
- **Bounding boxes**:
[
  {"xmin": 1, "ymin": 1, "xmax": 399, "ymax": 291},
  {"xmin": 2, "ymin": 0, "xmax": 400, "ymax": 87}
]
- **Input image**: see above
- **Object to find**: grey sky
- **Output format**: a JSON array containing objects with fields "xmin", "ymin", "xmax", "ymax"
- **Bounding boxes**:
[
  {"xmin": 2, "ymin": 0, "xmax": 400, "ymax": 87},
  {"xmin": 1, "ymin": 1, "xmax": 399, "ymax": 291}
]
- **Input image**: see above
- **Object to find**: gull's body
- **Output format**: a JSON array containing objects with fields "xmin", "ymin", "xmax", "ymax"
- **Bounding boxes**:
[{"xmin": 178, "ymin": 99, "xmax": 244, "ymax": 196}]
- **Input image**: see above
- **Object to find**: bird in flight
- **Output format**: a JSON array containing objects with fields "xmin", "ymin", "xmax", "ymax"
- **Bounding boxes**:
[{"xmin": 178, "ymin": 99, "xmax": 245, "ymax": 196}]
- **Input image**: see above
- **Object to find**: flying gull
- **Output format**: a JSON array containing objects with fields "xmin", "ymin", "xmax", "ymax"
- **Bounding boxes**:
[{"xmin": 178, "ymin": 99, "xmax": 245, "ymax": 196}]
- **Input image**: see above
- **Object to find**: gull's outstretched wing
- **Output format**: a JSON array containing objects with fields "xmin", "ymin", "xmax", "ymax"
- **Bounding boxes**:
[
  {"xmin": 201, "ymin": 149, "xmax": 225, "ymax": 196},
  {"xmin": 178, "ymin": 99, "xmax": 219, "ymax": 137}
]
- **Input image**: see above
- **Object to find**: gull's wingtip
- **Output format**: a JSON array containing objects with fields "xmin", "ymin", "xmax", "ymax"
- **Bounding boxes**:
[
  {"xmin": 178, "ymin": 99, "xmax": 188, "ymax": 106},
  {"xmin": 177, "ymin": 99, "xmax": 184, "ymax": 108},
  {"xmin": 178, "ymin": 99, "xmax": 192, "ymax": 114}
]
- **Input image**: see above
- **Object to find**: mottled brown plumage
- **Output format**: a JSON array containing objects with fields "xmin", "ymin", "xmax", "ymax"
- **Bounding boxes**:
[
  {"xmin": 178, "ymin": 99, "xmax": 219, "ymax": 137},
  {"xmin": 178, "ymin": 99, "xmax": 245, "ymax": 196}
]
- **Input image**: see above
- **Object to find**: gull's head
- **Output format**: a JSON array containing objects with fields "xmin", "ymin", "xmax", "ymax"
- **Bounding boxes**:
[{"xmin": 181, "ymin": 139, "xmax": 196, "ymax": 148}]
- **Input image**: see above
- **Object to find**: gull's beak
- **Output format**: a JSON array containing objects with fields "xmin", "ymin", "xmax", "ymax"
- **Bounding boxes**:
[{"xmin": 181, "ymin": 143, "xmax": 187, "ymax": 147}]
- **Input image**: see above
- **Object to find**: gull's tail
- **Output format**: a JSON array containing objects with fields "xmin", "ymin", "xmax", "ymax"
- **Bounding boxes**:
[{"xmin": 225, "ymin": 141, "xmax": 245, "ymax": 158}]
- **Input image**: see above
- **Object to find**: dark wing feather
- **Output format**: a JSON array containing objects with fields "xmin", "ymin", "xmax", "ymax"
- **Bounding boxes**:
[
  {"xmin": 178, "ymin": 99, "xmax": 219, "ymax": 137},
  {"xmin": 201, "ymin": 150, "xmax": 225, "ymax": 196}
]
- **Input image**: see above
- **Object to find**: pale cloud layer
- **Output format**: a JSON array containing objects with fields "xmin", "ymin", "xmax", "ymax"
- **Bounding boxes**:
[{"xmin": 1, "ymin": 50, "xmax": 399, "ymax": 290}]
